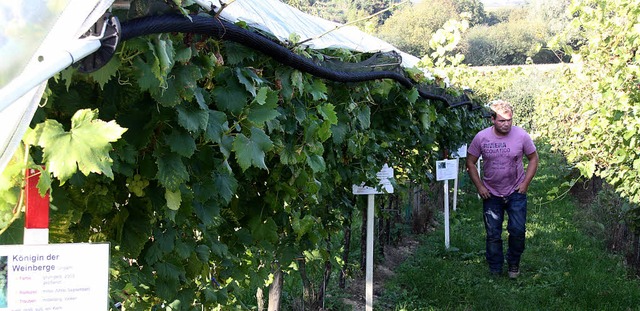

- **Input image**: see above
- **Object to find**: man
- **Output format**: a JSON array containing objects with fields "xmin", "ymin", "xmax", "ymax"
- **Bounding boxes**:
[{"xmin": 466, "ymin": 100, "xmax": 539, "ymax": 278}]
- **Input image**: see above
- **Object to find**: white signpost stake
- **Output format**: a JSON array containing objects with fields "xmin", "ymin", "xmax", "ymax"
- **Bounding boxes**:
[
  {"xmin": 352, "ymin": 164, "xmax": 394, "ymax": 311},
  {"xmin": 443, "ymin": 179, "xmax": 450, "ymax": 248},
  {"xmin": 452, "ymin": 144, "xmax": 467, "ymax": 212},
  {"xmin": 436, "ymin": 159, "xmax": 458, "ymax": 249},
  {"xmin": 453, "ymin": 168, "xmax": 458, "ymax": 212}
]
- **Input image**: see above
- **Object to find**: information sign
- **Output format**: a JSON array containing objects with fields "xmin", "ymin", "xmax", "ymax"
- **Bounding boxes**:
[
  {"xmin": 452, "ymin": 144, "xmax": 467, "ymax": 158},
  {"xmin": 0, "ymin": 243, "xmax": 109, "ymax": 310},
  {"xmin": 436, "ymin": 159, "xmax": 459, "ymax": 181},
  {"xmin": 352, "ymin": 164, "xmax": 394, "ymax": 195}
]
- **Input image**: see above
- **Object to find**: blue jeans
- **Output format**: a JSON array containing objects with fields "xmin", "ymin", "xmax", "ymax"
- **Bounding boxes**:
[{"xmin": 483, "ymin": 192, "xmax": 527, "ymax": 273}]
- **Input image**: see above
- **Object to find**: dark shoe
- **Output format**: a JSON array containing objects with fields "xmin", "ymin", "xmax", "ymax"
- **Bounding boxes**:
[
  {"xmin": 508, "ymin": 264, "xmax": 520, "ymax": 279},
  {"xmin": 489, "ymin": 270, "xmax": 502, "ymax": 278}
]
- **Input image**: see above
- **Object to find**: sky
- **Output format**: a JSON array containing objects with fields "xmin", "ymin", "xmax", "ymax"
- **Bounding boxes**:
[{"xmin": 480, "ymin": 0, "xmax": 528, "ymax": 9}]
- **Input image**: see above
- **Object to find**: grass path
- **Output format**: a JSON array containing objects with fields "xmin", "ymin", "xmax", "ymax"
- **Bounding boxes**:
[{"xmin": 379, "ymin": 145, "xmax": 640, "ymax": 310}]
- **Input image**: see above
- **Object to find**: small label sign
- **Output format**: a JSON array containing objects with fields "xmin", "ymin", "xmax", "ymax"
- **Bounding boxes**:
[
  {"xmin": 436, "ymin": 159, "xmax": 459, "ymax": 181},
  {"xmin": 353, "ymin": 164, "xmax": 394, "ymax": 195}
]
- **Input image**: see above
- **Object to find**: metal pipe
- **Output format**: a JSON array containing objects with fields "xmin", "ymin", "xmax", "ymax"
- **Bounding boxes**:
[{"xmin": 0, "ymin": 39, "xmax": 101, "ymax": 113}]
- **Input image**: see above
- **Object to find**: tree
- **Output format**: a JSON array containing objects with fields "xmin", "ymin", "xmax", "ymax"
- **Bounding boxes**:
[
  {"xmin": 458, "ymin": 0, "xmax": 571, "ymax": 65},
  {"xmin": 452, "ymin": 0, "xmax": 487, "ymax": 26},
  {"xmin": 459, "ymin": 19, "xmax": 547, "ymax": 65},
  {"xmin": 377, "ymin": 0, "xmax": 458, "ymax": 57}
]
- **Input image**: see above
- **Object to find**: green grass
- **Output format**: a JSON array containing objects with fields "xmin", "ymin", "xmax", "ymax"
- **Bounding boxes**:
[{"xmin": 379, "ymin": 144, "xmax": 640, "ymax": 311}]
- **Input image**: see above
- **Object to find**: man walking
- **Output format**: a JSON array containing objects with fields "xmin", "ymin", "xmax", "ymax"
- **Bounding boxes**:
[{"xmin": 466, "ymin": 100, "xmax": 539, "ymax": 278}]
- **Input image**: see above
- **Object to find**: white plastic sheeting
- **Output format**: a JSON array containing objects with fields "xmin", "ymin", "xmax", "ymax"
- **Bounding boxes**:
[
  {"xmin": 196, "ymin": 0, "xmax": 422, "ymax": 68},
  {"xmin": 0, "ymin": 0, "xmax": 114, "ymax": 172}
]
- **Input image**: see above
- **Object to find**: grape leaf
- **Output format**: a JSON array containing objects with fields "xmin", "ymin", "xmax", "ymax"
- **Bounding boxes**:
[
  {"xmin": 247, "ymin": 90, "xmax": 280, "ymax": 125},
  {"xmin": 212, "ymin": 71, "xmax": 249, "ymax": 114},
  {"xmin": 279, "ymin": 142, "xmax": 300, "ymax": 165},
  {"xmin": 330, "ymin": 123, "xmax": 348, "ymax": 144},
  {"xmin": 249, "ymin": 216, "xmax": 278, "ymax": 244},
  {"xmin": 176, "ymin": 105, "xmax": 209, "ymax": 132},
  {"xmin": 133, "ymin": 57, "xmax": 160, "ymax": 91},
  {"xmin": 291, "ymin": 70, "xmax": 304, "ymax": 96},
  {"xmin": 356, "ymin": 105, "xmax": 371, "ymax": 129},
  {"xmin": 155, "ymin": 151, "xmax": 190, "ymax": 190},
  {"xmin": 144, "ymin": 242, "xmax": 163, "ymax": 265},
  {"xmin": 317, "ymin": 120, "xmax": 332, "ymax": 142},
  {"xmin": 195, "ymin": 244, "xmax": 211, "ymax": 262},
  {"xmin": 173, "ymin": 239, "xmax": 195, "ymax": 259},
  {"xmin": 174, "ymin": 64, "xmax": 203, "ymax": 101},
  {"xmin": 306, "ymin": 79, "xmax": 328, "ymax": 101},
  {"xmin": 120, "ymin": 203, "xmax": 152, "ymax": 258},
  {"xmin": 213, "ymin": 170, "xmax": 238, "ymax": 204},
  {"xmin": 235, "ymin": 67, "xmax": 257, "ymax": 97},
  {"xmin": 165, "ymin": 129, "xmax": 196, "ymax": 158},
  {"xmin": 292, "ymin": 214, "xmax": 317, "ymax": 241},
  {"xmin": 33, "ymin": 109, "xmax": 126, "ymax": 184},
  {"xmin": 204, "ymin": 110, "xmax": 229, "ymax": 144},
  {"xmin": 174, "ymin": 45, "xmax": 192, "ymax": 63},
  {"xmin": 317, "ymin": 103, "xmax": 338, "ymax": 124},
  {"xmin": 232, "ymin": 127, "xmax": 274, "ymax": 171},
  {"xmin": 254, "ymin": 87, "xmax": 269, "ymax": 105},
  {"xmin": 306, "ymin": 153, "xmax": 326, "ymax": 173},
  {"xmin": 89, "ymin": 56, "xmax": 121, "ymax": 89},
  {"xmin": 165, "ymin": 188, "xmax": 182, "ymax": 211},
  {"xmin": 150, "ymin": 74, "xmax": 181, "ymax": 107},
  {"xmin": 153, "ymin": 37, "xmax": 175, "ymax": 80}
]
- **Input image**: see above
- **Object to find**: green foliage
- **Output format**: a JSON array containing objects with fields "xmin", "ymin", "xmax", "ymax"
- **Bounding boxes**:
[
  {"xmin": 459, "ymin": 19, "xmax": 548, "ymax": 65},
  {"xmin": 457, "ymin": 0, "xmax": 571, "ymax": 65},
  {"xmin": 452, "ymin": 65, "xmax": 561, "ymax": 132},
  {"xmin": 453, "ymin": 0, "xmax": 487, "ymax": 26},
  {"xmin": 283, "ymin": 0, "xmax": 396, "ymax": 26},
  {"xmin": 425, "ymin": 17, "xmax": 470, "ymax": 68},
  {"xmin": 0, "ymin": 3, "xmax": 486, "ymax": 310},
  {"xmin": 377, "ymin": 0, "xmax": 459, "ymax": 57},
  {"xmin": 24, "ymin": 109, "xmax": 127, "ymax": 186},
  {"xmin": 537, "ymin": 0, "xmax": 640, "ymax": 208}
]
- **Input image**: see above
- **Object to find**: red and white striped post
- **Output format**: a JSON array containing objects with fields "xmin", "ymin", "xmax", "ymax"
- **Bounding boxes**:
[{"xmin": 24, "ymin": 168, "xmax": 49, "ymax": 244}]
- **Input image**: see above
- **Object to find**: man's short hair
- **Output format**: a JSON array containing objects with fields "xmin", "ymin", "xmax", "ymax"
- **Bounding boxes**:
[{"xmin": 489, "ymin": 100, "xmax": 513, "ymax": 118}]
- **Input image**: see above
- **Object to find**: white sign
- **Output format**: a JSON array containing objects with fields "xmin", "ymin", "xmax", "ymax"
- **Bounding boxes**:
[
  {"xmin": 0, "ymin": 243, "xmax": 110, "ymax": 310},
  {"xmin": 352, "ymin": 164, "xmax": 394, "ymax": 195},
  {"xmin": 436, "ymin": 159, "xmax": 459, "ymax": 181},
  {"xmin": 453, "ymin": 144, "xmax": 467, "ymax": 158},
  {"xmin": 350, "ymin": 164, "xmax": 394, "ymax": 311}
]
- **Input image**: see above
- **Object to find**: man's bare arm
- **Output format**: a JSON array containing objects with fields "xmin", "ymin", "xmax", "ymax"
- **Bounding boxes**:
[
  {"xmin": 466, "ymin": 154, "xmax": 490, "ymax": 199},
  {"xmin": 517, "ymin": 151, "xmax": 539, "ymax": 194}
]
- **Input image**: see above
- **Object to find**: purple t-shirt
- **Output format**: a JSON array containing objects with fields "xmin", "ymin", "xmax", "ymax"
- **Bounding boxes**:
[{"xmin": 468, "ymin": 126, "xmax": 536, "ymax": 197}]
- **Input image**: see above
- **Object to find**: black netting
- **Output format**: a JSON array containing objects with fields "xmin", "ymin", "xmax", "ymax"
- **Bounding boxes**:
[{"xmin": 117, "ymin": 13, "xmax": 480, "ymax": 109}]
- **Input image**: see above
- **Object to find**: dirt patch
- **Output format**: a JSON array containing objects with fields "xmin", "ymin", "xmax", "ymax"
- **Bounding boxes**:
[
  {"xmin": 569, "ymin": 176, "xmax": 602, "ymax": 207},
  {"xmin": 341, "ymin": 237, "xmax": 421, "ymax": 310}
]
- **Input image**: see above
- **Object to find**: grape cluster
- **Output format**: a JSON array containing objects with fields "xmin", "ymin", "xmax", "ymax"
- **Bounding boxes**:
[{"xmin": 126, "ymin": 174, "xmax": 149, "ymax": 197}]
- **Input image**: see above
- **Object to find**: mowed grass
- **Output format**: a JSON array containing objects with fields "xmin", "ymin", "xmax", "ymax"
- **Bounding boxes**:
[{"xmin": 379, "ymin": 144, "xmax": 640, "ymax": 311}]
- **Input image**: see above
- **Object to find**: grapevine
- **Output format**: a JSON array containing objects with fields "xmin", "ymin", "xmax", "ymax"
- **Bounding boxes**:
[{"xmin": 0, "ymin": 3, "xmax": 486, "ymax": 309}]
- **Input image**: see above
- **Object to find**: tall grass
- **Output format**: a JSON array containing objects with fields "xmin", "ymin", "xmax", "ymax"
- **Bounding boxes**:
[{"xmin": 379, "ymin": 143, "xmax": 640, "ymax": 311}]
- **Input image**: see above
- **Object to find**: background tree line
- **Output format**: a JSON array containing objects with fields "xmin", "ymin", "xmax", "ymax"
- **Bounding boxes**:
[{"xmin": 283, "ymin": 0, "xmax": 572, "ymax": 65}]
